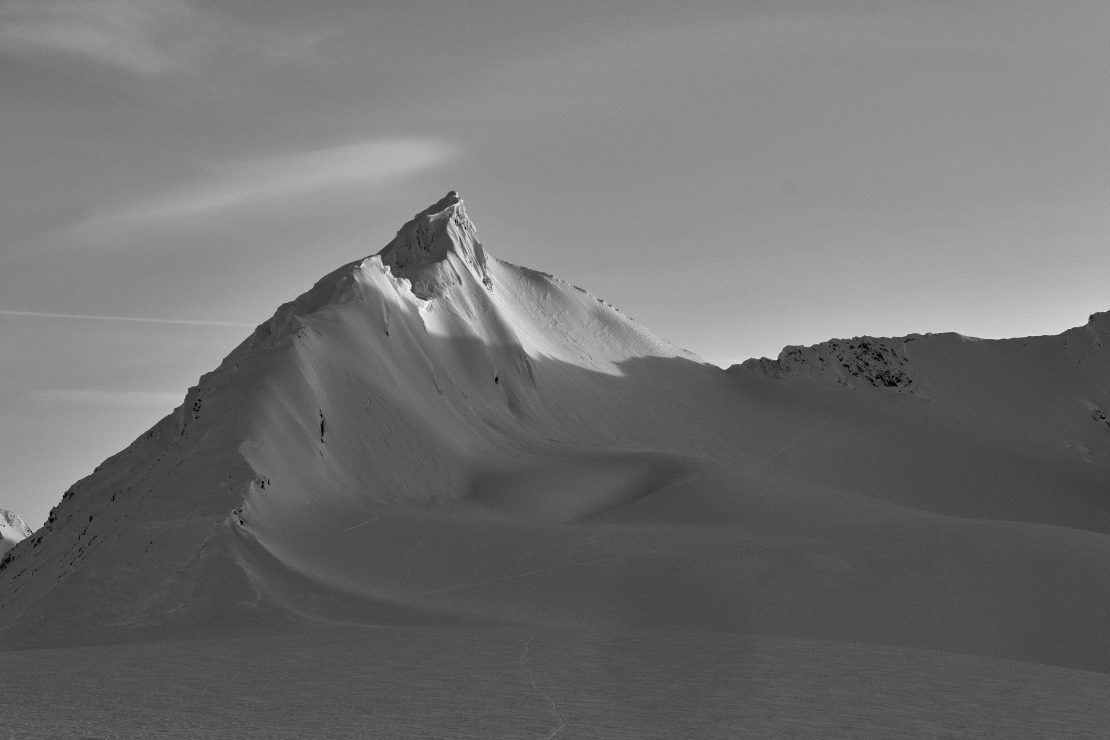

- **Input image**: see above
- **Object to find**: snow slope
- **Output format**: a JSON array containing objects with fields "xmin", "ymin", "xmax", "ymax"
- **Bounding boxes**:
[
  {"xmin": 0, "ymin": 510, "xmax": 32, "ymax": 557},
  {"xmin": 1, "ymin": 193, "xmax": 1109, "ymax": 728}
]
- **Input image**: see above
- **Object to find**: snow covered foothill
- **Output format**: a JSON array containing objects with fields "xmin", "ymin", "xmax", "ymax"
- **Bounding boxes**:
[
  {"xmin": 1, "ymin": 193, "xmax": 1109, "ymax": 734},
  {"xmin": 0, "ymin": 510, "xmax": 32, "ymax": 558}
]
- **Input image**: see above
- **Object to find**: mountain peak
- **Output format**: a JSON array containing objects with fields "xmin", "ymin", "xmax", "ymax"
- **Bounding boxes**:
[
  {"xmin": 418, "ymin": 189, "xmax": 464, "ymax": 217},
  {"xmin": 377, "ymin": 191, "xmax": 492, "ymax": 297}
]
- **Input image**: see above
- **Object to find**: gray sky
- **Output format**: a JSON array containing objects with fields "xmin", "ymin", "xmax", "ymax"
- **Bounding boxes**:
[{"xmin": 2, "ymin": 0, "xmax": 1108, "ymax": 526}]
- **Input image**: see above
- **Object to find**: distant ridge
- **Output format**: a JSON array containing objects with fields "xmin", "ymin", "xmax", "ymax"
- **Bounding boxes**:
[{"xmin": 0, "ymin": 510, "xmax": 32, "ymax": 558}]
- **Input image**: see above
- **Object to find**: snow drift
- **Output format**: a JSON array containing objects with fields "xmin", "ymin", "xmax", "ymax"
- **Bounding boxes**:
[{"xmin": 2, "ymin": 193, "xmax": 1109, "ymax": 678}]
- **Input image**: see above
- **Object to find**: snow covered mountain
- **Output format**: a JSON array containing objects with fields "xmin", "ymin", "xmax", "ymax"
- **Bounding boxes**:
[
  {"xmin": 0, "ymin": 510, "xmax": 32, "ymax": 557},
  {"xmin": 2, "ymin": 192, "xmax": 1109, "ymax": 683}
]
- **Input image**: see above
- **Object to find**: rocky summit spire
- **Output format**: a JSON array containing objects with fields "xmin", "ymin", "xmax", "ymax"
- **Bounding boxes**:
[{"xmin": 377, "ymin": 191, "xmax": 492, "ymax": 297}]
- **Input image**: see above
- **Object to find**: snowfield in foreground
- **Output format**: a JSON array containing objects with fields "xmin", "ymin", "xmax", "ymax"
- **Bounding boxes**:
[
  {"xmin": 2, "ymin": 193, "xmax": 1109, "ymax": 736},
  {"xmin": 4, "ymin": 627, "xmax": 1110, "ymax": 738}
]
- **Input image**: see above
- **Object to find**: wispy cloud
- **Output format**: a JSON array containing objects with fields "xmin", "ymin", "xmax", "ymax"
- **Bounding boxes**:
[
  {"xmin": 34, "ymin": 388, "xmax": 183, "ymax": 408},
  {"xmin": 0, "ymin": 0, "xmax": 323, "ymax": 77},
  {"xmin": 0, "ymin": 309, "xmax": 253, "ymax": 328},
  {"xmin": 86, "ymin": 137, "xmax": 459, "ymax": 227}
]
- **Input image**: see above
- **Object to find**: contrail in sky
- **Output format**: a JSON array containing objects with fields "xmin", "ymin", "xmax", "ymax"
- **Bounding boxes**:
[{"xmin": 0, "ymin": 309, "xmax": 254, "ymax": 328}]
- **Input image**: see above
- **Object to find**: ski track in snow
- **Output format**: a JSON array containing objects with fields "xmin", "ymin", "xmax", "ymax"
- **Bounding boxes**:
[
  {"xmin": 752, "ymin": 419, "xmax": 830, "ymax": 470},
  {"xmin": 338, "ymin": 517, "xmax": 379, "ymax": 533},
  {"xmin": 519, "ymin": 631, "xmax": 568, "ymax": 739}
]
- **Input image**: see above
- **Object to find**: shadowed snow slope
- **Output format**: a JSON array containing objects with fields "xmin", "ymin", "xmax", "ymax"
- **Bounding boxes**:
[{"xmin": 2, "ymin": 194, "xmax": 1109, "ymax": 682}]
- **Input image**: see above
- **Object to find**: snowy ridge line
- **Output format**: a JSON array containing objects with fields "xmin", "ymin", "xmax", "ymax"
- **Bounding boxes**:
[
  {"xmin": 734, "ymin": 334, "xmax": 920, "ymax": 392},
  {"xmin": 734, "ymin": 310, "xmax": 1110, "ymax": 394}
]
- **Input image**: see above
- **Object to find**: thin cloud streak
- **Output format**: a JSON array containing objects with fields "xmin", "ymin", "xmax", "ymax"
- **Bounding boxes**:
[
  {"xmin": 34, "ymin": 389, "xmax": 183, "ymax": 408},
  {"xmin": 0, "ymin": 309, "xmax": 253, "ymax": 329},
  {"xmin": 0, "ymin": 0, "xmax": 325, "ymax": 77},
  {"xmin": 87, "ymin": 138, "xmax": 459, "ymax": 227}
]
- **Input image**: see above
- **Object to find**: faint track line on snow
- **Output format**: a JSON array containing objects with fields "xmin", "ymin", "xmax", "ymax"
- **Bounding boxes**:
[
  {"xmin": 417, "ymin": 551, "xmax": 657, "ymax": 596},
  {"xmin": 752, "ymin": 420, "xmax": 828, "ymax": 470},
  {"xmin": 339, "ymin": 518, "xmax": 379, "ymax": 533},
  {"xmin": 398, "ymin": 521, "xmax": 432, "ymax": 583},
  {"xmin": 519, "ymin": 632, "xmax": 567, "ymax": 739}
]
